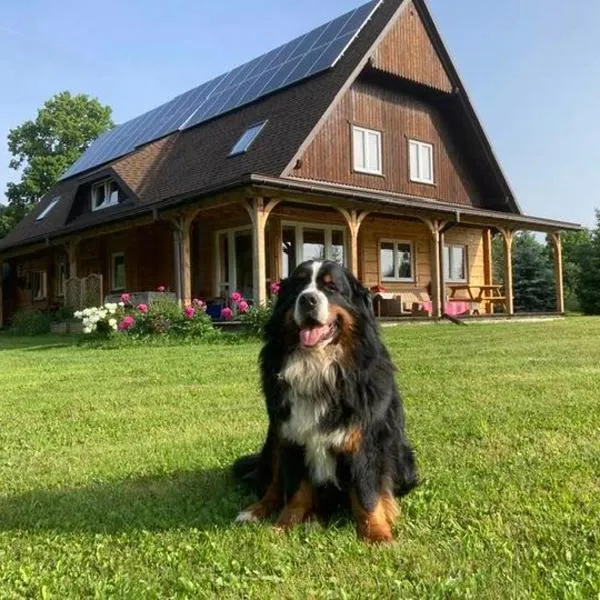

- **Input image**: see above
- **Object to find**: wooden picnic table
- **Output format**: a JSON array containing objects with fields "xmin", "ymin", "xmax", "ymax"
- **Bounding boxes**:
[{"xmin": 447, "ymin": 284, "xmax": 507, "ymax": 313}]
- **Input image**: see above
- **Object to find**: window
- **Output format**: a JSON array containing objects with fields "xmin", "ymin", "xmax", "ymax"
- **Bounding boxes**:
[
  {"xmin": 92, "ymin": 180, "xmax": 119, "ymax": 211},
  {"xmin": 352, "ymin": 125, "xmax": 382, "ymax": 175},
  {"xmin": 443, "ymin": 245, "xmax": 467, "ymax": 282},
  {"xmin": 36, "ymin": 196, "xmax": 60, "ymax": 221},
  {"xmin": 111, "ymin": 253, "xmax": 126, "ymax": 291},
  {"xmin": 408, "ymin": 139, "xmax": 434, "ymax": 184},
  {"xmin": 216, "ymin": 228, "xmax": 254, "ymax": 298},
  {"xmin": 380, "ymin": 240, "xmax": 414, "ymax": 282},
  {"xmin": 229, "ymin": 121, "xmax": 268, "ymax": 156},
  {"xmin": 281, "ymin": 223, "xmax": 345, "ymax": 278},
  {"xmin": 55, "ymin": 261, "xmax": 67, "ymax": 297},
  {"xmin": 31, "ymin": 271, "xmax": 47, "ymax": 300}
]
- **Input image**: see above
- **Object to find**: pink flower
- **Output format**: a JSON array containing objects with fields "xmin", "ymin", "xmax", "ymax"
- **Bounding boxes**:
[
  {"xmin": 238, "ymin": 300, "xmax": 249, "ymax": 314},
  {"xmin": 221, "ymin": 307, "xmax": 234, "ymax": 321},
  {"xmin": 156, "ymin": 285, "xmax": 166, "ymax": 293},
  {"xmin": 270, "ymin": 282, "xmax": 281, "ymax": 296},
  {"xmin": 120, "ymin": 293, "xmax": 132, "ymax": 305},
  {"xmin": 118, "ymin": 315, "xmax": 135, "ymax": 331},
  {"xmin": 192, "ymin": 298, "xmax": 206, "ymax": 312},
  {"xmin": 138, "ymin": 303, "xmax": 149, "ymax": 314},
  {"xmin": 231, "ymin": 292, "xmax": 243, "ymax": 305},
  {"xmin": 184, "ymin": 306, "xmax": 195, "ymax": 319}
]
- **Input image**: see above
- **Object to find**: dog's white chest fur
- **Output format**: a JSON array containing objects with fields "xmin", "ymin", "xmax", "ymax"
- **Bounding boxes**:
[{"xmin": 279, "ymin": 348, "xmax": 344, "ymax": 486}]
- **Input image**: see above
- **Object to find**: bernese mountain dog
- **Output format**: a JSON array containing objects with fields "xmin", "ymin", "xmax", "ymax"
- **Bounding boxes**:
[{"xmin": 233, "ymin": 260, "xmax": 418, "ymax": 543}]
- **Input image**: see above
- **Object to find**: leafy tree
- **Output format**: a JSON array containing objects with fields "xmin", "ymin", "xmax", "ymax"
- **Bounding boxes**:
[
  {"xmin": 557, "ymin": 229, "xmax": 593, "ymax": 312},
  {"xmin": 576, "ymin": 210, "xmax": 600, "ymax": 315},
  {"xmin": 2, "ymin": 91, "xmax": 113, "ymax": 236}
]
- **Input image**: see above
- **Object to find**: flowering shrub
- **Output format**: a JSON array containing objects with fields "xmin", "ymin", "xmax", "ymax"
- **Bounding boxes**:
[
  {"xmin": 237, "ymin": 282, "xmax": 281, "ymax": 337},
  {"xmin": 74, "ymin": 295, "xmax": 217, "ymax": 341}
]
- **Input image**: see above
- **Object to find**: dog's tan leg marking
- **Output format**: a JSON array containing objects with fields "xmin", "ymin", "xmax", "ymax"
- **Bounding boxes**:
[
  {"xmin": 275, "ymin": 480, "xmax": 314, "ymax": 530},
  {"xmin": 351, "ymin": 490, "xmax": 394, "ymax": 544}
]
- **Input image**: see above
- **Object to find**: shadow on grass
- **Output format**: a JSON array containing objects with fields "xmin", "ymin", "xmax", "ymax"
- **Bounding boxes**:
[{"xmin": 0, "ymin": 467, "xmax": 249, "ymax": 533}]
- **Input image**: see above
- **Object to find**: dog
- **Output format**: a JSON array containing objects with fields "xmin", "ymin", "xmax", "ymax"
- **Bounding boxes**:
[{"xmin": 233, "ymin": 260, "xmax": 418, "ymax": 542}]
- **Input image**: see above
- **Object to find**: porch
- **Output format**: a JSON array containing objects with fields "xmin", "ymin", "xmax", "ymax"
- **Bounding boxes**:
[{"xmin": 0, "ymin": 181, "xmax": 570, "ymax": 326}]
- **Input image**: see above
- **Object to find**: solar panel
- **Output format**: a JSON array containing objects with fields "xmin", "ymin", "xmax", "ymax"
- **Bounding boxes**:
[{"xmin": 61, "ymin": 0, "xmax": 381, "ymax": 180}]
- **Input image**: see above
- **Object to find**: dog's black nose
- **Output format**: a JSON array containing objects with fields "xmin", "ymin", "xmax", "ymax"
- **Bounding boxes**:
[{"xmin": 299, "ymin": 292, "xmax": 318, "ymax": 310}]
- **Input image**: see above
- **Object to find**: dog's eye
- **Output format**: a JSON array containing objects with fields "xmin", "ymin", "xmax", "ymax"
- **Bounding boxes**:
[{"xmin": 325, "ymin": 281, "xmax": 338, "ymax": 292}]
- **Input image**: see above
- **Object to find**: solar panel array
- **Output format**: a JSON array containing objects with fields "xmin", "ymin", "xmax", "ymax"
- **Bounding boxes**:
[{"xmin": 61, "ymin": 0, "xmax": 381, "ymax": 180}]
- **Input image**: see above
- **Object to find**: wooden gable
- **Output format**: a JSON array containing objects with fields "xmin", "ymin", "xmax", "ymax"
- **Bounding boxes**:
[{"xmin": 371, "ymin": 0, "xmax": 452, "ymax": 93}]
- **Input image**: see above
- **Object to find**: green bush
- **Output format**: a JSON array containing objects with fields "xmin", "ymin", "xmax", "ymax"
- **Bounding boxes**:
[
  {"xmin": 239, "ymin": 298, "xmax": 275, "ymax": 337},
  {"xmin": 10, "ymin": 309, "xmax": 52, "ymax": 336}
]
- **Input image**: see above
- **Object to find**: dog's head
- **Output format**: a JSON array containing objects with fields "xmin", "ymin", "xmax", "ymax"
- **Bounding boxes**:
[{"xmin": 271, "ymin": 260, "xmax": 373, "ymax": 350}]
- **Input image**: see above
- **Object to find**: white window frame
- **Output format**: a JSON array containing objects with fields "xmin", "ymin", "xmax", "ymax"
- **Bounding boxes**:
[
  {"xmin": 352, "ymin": 125, "xmax": 383, "ymax": 176},
  {"xmin": 379, "ymin": 239, "xmax": 415, "ymax": 283},
  {"xmin": 31, "ymin": 270, "xmax": 47, "ymax": 301},
  {"xmin": 443, "ymin": 244, "xmax": 468, "ymax": 283},
  {"xmin": 229, "ymin": 121, "xmax": 268, "ymax": 156},
  {"xmin": 55, "ymin": 261, "xmax": 67, "ymax": 297},
  {"xmin": 214, "ymin": 226, "xmax": 253, "ymax": 297},
  {"xmin": 281, "ymin": 222, "xmax": 347, "ymax": 277},
  {"xmin": 92, "ymin": 180, "xmax": 119, "ymax": 211},
  {"xmin": 408, "ymin": 139, "xmax": 434, "ymax": 185},
  {"xmin": 111, "ymin": 252, "xmax": 126, "ymax": 291}
]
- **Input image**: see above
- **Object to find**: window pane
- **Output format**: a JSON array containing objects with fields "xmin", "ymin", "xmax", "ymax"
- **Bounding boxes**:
[
  {"xmin": 443, "ymin": 246, "xmax": 450, "ymax": 281},
  {"xmin": 380, "ymin": 242, "xmax": 395, "ymax": 279},
  {"xmin": 303, "ymin": 228, "xmax": 325, "ymax": 262},
  {"xmin": 235, "ymin": 232, "xmax": 254, "ymax": 299},
  {"xmin": 282, "ymin": 227, "xmax": 296, "ymax": 278},
  {"xmin": 331, "ymin": 230, "xmax": 344, "ymax": 265},
  {"xmin": 420, "ymin": 144, "xmax": 432, "ymax": 182},
  {"xmin": 218, "ymin": 233, "xmax": 229, "ymax": 294},
  {"xmin": 353, "ymin": 128, "xmax": 365, "ymax": 171},
  {"xmin": 113, "ymin": 255, "xmax": 126, "ymax": 290},
  {"xmin": 450, "ymin": 246, "xmax": 466, "ymax": 281},
  {"xmin": 397, "ymin": 243, "xmax": 412, "ymax": 280},
  {"xmin": 409, "ymin": 141, "xmax": 419, "ymax": 180},
  {"xmin": 367, "ymin": 131, "xmax": 381, "ymax": 173},
  {"xmin": 108, "ymin": 182, "xmax": 119, "ymax": 205}
]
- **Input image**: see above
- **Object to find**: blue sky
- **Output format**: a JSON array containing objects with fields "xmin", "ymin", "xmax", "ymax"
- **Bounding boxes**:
[{"xmin": 0, "ymin": 0, "xmax": 598, "ymax": 227}]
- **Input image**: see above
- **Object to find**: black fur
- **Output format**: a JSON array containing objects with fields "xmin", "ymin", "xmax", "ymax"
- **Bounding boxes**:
[{"xmin": 233, "ymin": 260, "xmax": 418, "ymax": 524}]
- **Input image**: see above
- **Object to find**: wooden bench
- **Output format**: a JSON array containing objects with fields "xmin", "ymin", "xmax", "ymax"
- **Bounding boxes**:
[{"xmin": 447, "ymin": 284, "xmax": 507, "ymax": 314}]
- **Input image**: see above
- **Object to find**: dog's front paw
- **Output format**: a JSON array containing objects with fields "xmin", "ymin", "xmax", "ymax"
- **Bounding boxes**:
[{"xmin": 235, "ymin": 509, "xmax": 261, "ymax": 524}]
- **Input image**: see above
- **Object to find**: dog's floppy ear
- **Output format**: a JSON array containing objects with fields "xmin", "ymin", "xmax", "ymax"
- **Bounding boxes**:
[{"xmin": 345, "ymin": 268, "xmax": 374, "ymax": 316}]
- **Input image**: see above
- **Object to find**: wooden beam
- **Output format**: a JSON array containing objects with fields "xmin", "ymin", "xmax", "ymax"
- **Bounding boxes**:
[
  {"xmin": 500, "ymin": 228, "xmax": 514, "ymax": 315},
  {"xmin": 551, "ymin": 232, "xmax": 565, "ymax": 314},
  {"xmin": 422, "ymin": 219, "xmax": 443, "ymax": 319},
  {"xmin": 66, "ymin": 238, "xmax": 80, "ymax": 279},
  {"xmin": 337, "ymin": 209, "xmax": 370, "ymax": 278},
  {"xmin": 244, "ymin": 197, "xmax": 273, "ymax": 306},
  {"xmin": 482, "ymin": 228, "xmax": 493, "ymax": 314}
]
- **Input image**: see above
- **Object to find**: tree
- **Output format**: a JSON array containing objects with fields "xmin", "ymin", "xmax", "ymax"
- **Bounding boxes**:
[
  {"xmin": 576, "ymin": 210, "xmax": 600, "ymax": 315},
  {"xmin": 2, "ymin": 91, "xmax": 113, "ymax": 236},
  {"xmin": 558, "ymin": 229, "xmax": 593, "ymax": 312}
]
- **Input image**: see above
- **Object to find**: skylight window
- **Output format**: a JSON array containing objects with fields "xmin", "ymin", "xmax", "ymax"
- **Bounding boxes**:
[
  {"xmin": 36, "ymin": 197, "xmax": 60, "ymax": 221},
  {"xmin": 229, "ymin": 121, "xmax": 268, "ymax": 156}
]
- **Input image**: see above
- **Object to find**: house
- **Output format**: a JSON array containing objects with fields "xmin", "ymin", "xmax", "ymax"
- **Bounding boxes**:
[{"xmin": 0, "ymin": 0, "xmax": 580, "ymax": 327}]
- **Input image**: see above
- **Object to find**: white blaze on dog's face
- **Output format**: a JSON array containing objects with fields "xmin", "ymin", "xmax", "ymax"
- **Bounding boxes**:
[{"xmin": 291, "ymin": 260, "xmax": 354, "ymax": 349}]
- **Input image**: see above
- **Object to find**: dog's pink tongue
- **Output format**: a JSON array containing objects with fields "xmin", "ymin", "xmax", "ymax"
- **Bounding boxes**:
[{"xmin": 300, "ymin": 325, "xmax": 328, "ymax": 347}]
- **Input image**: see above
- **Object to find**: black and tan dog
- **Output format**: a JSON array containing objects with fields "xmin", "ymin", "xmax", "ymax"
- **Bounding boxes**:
[{"xmin": 233, "ymin": 260, "xmax": 417, "ymax": 542}]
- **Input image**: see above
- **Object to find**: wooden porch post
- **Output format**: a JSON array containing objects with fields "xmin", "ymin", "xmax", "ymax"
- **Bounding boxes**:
[
  {"xmin": 500, "ymin": 229, "xmax": 514, "ymax": 315},
  {"xmin": 172, "ymin": 211, "xmax": 197, "ymax": 307},
  {"xmin": 338, "ymin": 209, "xmax": 370, "ymax": 278},
  {"xmin": 550, "ymin": 232, "xmax": 565, "ymax": 314},
  {"xmin": 483, "ymin": 228, "xmax": 494, "ymax": 314},
  {"xmin": 245, "ymin": 197, "xmax": 281, "ymax": 305},
  {"xmin": 66, "ymin": 239, "xmax": 79, "ymax": 279},
  {"xmin": 424, "ymin": 220, "xmax": 443, "ymax": 319}
]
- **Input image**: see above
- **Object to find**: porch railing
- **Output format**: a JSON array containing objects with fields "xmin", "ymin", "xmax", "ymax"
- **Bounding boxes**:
[{"xmin": 65, "ymin": 274, "xmax": 103, "ymax": 310}]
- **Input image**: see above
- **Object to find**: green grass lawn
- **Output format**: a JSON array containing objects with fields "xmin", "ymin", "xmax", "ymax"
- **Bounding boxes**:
[{"xmin": 0, "ymin": 318, "xmax": 599, "ymax": 599}]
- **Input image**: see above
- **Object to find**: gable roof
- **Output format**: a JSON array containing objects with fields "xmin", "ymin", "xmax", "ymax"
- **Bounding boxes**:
[{"xmin": 2, "ymin": 0, "xmax": 569, "ymax": 253}]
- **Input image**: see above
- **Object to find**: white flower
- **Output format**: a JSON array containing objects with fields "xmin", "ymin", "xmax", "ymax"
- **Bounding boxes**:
[
  {"xmin": 83, "ymin": 308, "xmax": 92, "ymax": 317},
  {"xmin": 109, "ymin": 318, "xmax": 117, "ymax": 329},
  {"xmin": 105, "ymin": 303, "xmax": 118, "ymax": 313},
  {"xmin": 83, "ymin": 326, "xmax": 92, "ymax": 334},
  {"xmin": 118, "ymin": 302, "xmax": 125, "ymax": 308},
  {"xmin": 74, "ymin": 311, "xmax": 83, "ymax": 319}
]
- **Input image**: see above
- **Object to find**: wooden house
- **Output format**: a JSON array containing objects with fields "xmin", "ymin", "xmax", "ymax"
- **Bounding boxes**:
[{"xmin": 0, "ymin": 0, "xmax": 580, "ymax": 325}]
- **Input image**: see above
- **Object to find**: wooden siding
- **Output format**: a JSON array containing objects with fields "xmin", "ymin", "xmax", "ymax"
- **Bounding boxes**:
[
  {"xmin": 292, "ymin": 81, "xmax": 482, "ymax": 206},
  {"xmin": 372, "ymin": 0, "xmax": 452, "ymax": 93},
  {"xmin": 359, "ymin": 216, "xmax": 485, "ymax": 305}
]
